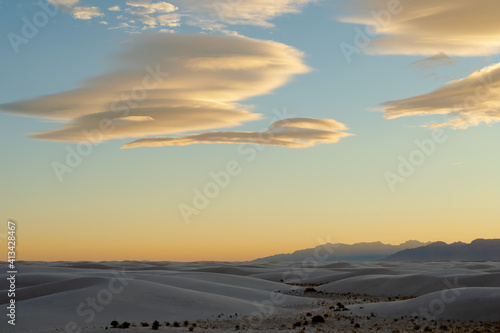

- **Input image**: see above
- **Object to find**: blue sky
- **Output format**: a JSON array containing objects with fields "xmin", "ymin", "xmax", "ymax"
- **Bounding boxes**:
[{"xmin": 1, "ymin": 0, "xmax": 500, "ymax": 260}]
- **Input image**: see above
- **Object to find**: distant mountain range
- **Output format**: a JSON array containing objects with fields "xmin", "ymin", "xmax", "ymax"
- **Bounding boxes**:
[
  {"xmin": 385, "ymin": 239, "xmax": 500, "ymax": 261},
  {"xmin": 252, "ymin": 240, "xmax": 430, "ymax": 262},
  {"xmin": 253, "ymin": 239, "xmax": 500, "ymax": 262}
]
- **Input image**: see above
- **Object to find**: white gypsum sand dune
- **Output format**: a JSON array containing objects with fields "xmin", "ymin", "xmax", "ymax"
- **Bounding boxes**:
[
  {"xmin": 0, "ymin": 261, "xmax": 499, "ymax": 332},
  {"xmin": 350, "ymin": 287, "xmax": 500, "ymax": 322}
]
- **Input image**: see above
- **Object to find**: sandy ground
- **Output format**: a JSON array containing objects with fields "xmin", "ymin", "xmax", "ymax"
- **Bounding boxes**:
[{"xmin": 1, "ymin": 261, "xmax": 499, "ymax": 332}]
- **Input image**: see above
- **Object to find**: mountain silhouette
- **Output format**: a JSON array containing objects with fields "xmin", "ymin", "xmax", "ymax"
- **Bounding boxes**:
[
  {"xmin": 385, "ymin": 239, "xmax": 500, "ymax": 261},
  {"xmin": 253, "ymin": 240, "xmax": 429, "ymax": 262}
]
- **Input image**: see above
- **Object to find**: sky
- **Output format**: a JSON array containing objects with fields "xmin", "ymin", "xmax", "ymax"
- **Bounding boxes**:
[{"xmin": 1, "ymin": 0, "xmax": 500, "ymax": 261}]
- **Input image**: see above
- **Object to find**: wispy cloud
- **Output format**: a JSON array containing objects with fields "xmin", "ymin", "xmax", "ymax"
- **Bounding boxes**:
[
  {"xmin": 174, "ymin": 0, "xmax": 316, "ymax": 29},
  {"xmin": 126, "ymin": 0, "xmax": 178, "ymax": 14},
  {"xmin": 340, "ymin": 0, "xmax": 500, "ymax": 56},
  {"xmin": 131, "ymin": 14, "xmax": 158, "ymax": 27},
  {"xmin": 156, "ymin": 14, "xmax": 181, "ymax": 27},
  {"xmin": 0, "ymin": 34, "xmax": 321, "ymax": 146},
  {"xmin": 122, "ymin": 118, "xmax": 353, "ymax": 148},
  {"xmin": 409, "ymin": 53, "xmax": 459, "ymax": 71},
  {"xmin": 47, "ymin": 0, "xmax": 79, "ymax": 8},
  {"xmin": 46, "ymin": 0, "xmax": 316, "ymax": 32},
  {"xmin": 382, "ymin": 62, "xmax": 500, "ymax": 128},
  {"xmin": 72, "ymin": 6, "xmax": 104, "ymax": 20}
]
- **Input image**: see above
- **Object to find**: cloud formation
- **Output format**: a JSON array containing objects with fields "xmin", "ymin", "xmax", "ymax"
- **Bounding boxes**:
[
  {"xmin": 50, "ymin": 0, "xmax": 315, "ymax": 32},
  {"xmin": 130, "ymin": 14, "xmax": 158, "ymax": 27},
  {"xmin": 340, "ymin": 0, "xmax": 500, "ymax": 56},
  {"xmin": 1, "ymin": 34, "xmax": 332, "ymax": 146},
  {"xmin": 409, "ymin": 53, "xmax": 459, "ymax": 71},
  {"xmin": 382, "ymin": 63, "xmax": 500, "ymax": 128},
  {"xmin": 156, "ymin": 14, "xmax": 181, "ymax": 27},
  {"xmin": 47, "ymin": 0, "xmax": 79, "ymax": 8},
  {"xmin": 72, "ymin": 6, "xmax": 104, "ymax": 20},
  {"xmin": 175, "ymin": 0, "xmax": 316, "ymax": 28},
  {"xmin": 122, "ymin": 118, "xmax": 352, "ymax": 148},
  {"xmin": 126, "ymin": 0, "xmax": 178, "ymax": 14}
]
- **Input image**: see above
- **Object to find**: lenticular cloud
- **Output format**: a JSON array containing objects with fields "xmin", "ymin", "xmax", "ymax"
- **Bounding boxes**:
[
  {"xmin": 122, "ymin": 117, "xmax": 353, "ymax": 148},
  {"xmin": 1, "ymin": 33, "xmax": 351, "ymax": 148}
]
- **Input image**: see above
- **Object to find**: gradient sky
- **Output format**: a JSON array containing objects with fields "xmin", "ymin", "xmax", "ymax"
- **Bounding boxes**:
[{"xmin": 1, "ymin": 0, "xmax": 500, "ymax": 261}]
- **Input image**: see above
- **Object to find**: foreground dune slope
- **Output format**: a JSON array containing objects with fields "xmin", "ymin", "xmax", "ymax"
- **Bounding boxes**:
[{"xmin": 1, "ymin": 261, "xmax": 499, "ymax": 332}]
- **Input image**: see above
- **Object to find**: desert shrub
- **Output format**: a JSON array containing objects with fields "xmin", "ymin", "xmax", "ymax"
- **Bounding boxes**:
[
  {"xmin": 152, "ymin": 320, "xmax": 160, "ymax": 330},
  {"xmin": 184, "ymin": 320, "xmax": 189, "ymax": 327},
  {"xmin": 173, "ymin": 321, "xmax": 180, "ymax": 327},
  {"xmin": 111, "ymin": 320, "xmax": 119, "ymax": 328},
  {"xmin": 141, "ymin": 322, "xmax": 149, "ymax": 327},
  {"xmin": 119, "ymin": 322, "xmax": 130, "ymax": 329},
  {"xmin": 312, "ymin": 315, "xmax": 325, "ymax": 324}
]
